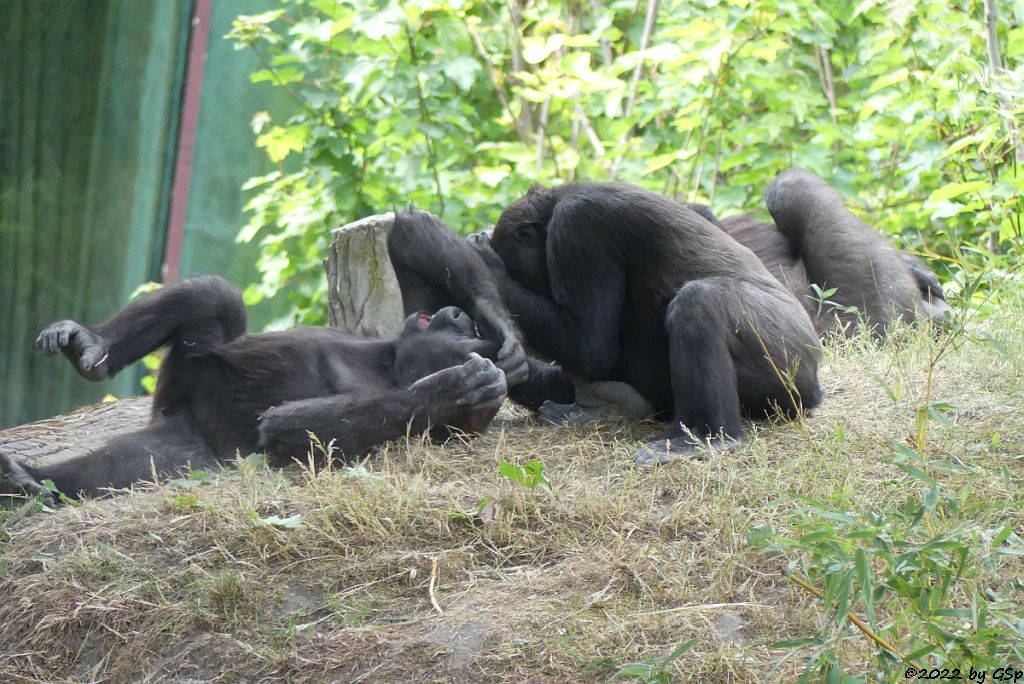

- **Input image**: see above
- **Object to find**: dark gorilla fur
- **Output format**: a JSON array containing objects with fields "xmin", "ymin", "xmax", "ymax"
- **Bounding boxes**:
[
  {"xmin": 0, "ymin": 275, "xmax": 508, "ymax": 502},
  {"xmin": 388, "ymin": 210, "xmax": 577, "ymax": 412},
  {"xmin": 388, "ymin": 186, "xmax": 829, "ymax": 462},
  {"xmin": 691, "ymin": 168, "xmax": 950, "ymax": 337},
  {"xmin": 385, "ymin": 171, "xmax": 948, "ymax": 465},
  {"xmin": 485, "ymin": 182, "xmax": 823, "ymax": 463}
]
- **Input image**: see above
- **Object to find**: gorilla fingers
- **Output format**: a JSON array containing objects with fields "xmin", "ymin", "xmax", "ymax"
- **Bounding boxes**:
[{"xmin": 36, "ymin": 320, "xmax": 111, "ymax": 381}]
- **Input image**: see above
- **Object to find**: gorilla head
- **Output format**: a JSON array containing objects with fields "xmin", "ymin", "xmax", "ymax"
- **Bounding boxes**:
[
  {"xmin": 393, "ymin": 306, "xmax": 497, "ymax": 387},
  {"xmin": 490, "ymin": 185, "xmax": 556, "ymax": 298}
]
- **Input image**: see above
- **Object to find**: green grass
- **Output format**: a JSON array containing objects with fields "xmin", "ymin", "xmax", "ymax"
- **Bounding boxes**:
[{"xmin": 1, "ymin": 295, "xmax": 1022, "ymax": 682}]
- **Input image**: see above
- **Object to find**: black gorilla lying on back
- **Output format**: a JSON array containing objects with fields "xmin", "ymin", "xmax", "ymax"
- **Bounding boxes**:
[
  {"xmin": 690, "ymin": 168, "xmax": 949, "ymax": 337},
  {"xmin": 0, "ymin": 274, "xmax": 509, "ymax": 502}
]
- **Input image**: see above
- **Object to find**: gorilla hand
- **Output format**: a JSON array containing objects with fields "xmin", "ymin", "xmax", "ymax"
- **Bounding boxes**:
[
  {"xmin": 466, "ymin": 230, "xmax": 507, "ymax": 276},
  {"xmin": 411, "ymin": 352, "xmax": 508, "ymax": 430},
  {"xmin": 36, "ymin": 320, "xmax": 110, "ymax": 381}
]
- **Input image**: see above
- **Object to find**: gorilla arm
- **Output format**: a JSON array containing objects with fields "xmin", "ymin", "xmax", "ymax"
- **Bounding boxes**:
[
  {"xmin": 493, "ymin": 201, "xmax": 626, "ymax": 381},
  {"xmin": 387, "ymin": 211, "xmax": 529, "ymax": 384},
  {"xmin": 257, "ymin": 353, "xmax": 507, "ymax": 463}
]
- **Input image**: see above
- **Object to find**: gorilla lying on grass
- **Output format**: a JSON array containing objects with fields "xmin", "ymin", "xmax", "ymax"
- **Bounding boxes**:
[
  {"xmin": 0, "ymin": 271, "xmax": 517, "ymax": 503},
  {"xmin": 690, "ymin": 168, "xmax": 950, "ymax": 338}
]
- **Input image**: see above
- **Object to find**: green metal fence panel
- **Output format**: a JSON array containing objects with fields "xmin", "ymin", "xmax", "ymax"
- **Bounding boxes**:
[
  {"xmin": 0, "ymin": 0, "xmax": 192, "ymax": 428},
  {"xmin": 178, "ymin": 0, "xmax": 293, "ymax": 331}
]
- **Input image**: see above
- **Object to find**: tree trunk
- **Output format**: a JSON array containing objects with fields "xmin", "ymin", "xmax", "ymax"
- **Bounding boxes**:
[
  {"xmin": 0, "ymin": 397, "xmax": 152, "ymax": 501},
  {"xmin": 325, "ymin": 212, "xmax": 405, "ymax": 338}
]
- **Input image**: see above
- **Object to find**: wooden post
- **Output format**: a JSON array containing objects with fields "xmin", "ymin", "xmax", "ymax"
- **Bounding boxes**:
[{"xmin": 325, "ymin": 213, "xmax": 405, "ymax": 338}]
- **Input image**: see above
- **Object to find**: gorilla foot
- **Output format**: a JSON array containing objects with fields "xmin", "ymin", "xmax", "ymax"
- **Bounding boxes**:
[
  {"xmin": 632, "ymin": 435, "xmax": 737, "ymax": 466},
  {"xmin": 539, "ymin": 381, "xmax": 653, "ymax": 425},
  {"xmin": 538, "ymin": 400, "xmax": 601, "ymax": 424},
  {"xmin": 0, "ymin": 453, "xmax": 55, "ymax": 506}
]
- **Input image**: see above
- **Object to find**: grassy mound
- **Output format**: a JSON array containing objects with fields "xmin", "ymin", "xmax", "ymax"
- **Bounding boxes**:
[{"xmin": 1, "ymin": 304, "xmax": 1022, "ymax": 682}]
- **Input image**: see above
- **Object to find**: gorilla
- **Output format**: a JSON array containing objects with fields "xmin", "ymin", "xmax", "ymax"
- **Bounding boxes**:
[
  {"xmin": 0, "ymin": 272, "xmax": 510, "ymax": 502},
  {"xmin": 389, "ymin": 183, "xmax": 824, "ymax": 464},
  {"xmin": 388, "ymin": 169, "xmax": 949, "ymax": 464},
  {"xmin": 691, "ymin": 168, "xmax": 949, "ymax": 337}
]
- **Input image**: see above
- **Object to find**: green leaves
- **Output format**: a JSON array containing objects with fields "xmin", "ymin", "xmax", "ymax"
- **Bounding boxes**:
[
  {"xmin": 925, "ymin": 181, "xmax": 990, "ymax": 207},
  {"xmin": 259, "ymin": 514, "xmax": 304, "ymax": 528},
  {"xmin": 230, "ymin": 0, "xmax": 1020, "ymax": 326},
  {"xmin": 256, "ymin": 125, "xmax": 311, "ymax": 163},
  {"xmin": 748, "ymin": 424, "xmax": 1024, "ymax": 680},
  {"xmin": 498, "ymin": 459, "xmax": 552, "ymax": 492},
  {"xmin": 613, "ymin": 638, "xmax": 698, "ymax": 682},
  {"xmin": 441, "ymin": 56, "xmax": 481, "ymax": 91}
]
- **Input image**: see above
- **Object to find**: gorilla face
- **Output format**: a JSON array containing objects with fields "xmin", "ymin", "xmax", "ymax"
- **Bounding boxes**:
[
  {"xmin": 393, "ymin": 306, "xmax": 497, "ymax": 387},
  {"xmin": 491, "ymin": 185, "xmax": 554, "ymax": 298}
]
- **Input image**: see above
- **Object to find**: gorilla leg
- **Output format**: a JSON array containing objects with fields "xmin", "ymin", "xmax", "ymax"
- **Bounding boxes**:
[
  {"xmin": 37, "ymin": 276, "xmax": 247, "ymax": 380},
  {"xmin": 538, "ymin": 381, "xmax": 653, "ymax": 424},
  {"xmin": 764, "ymin": 169, "xmax": 921, "ymax": 336},
  {"xmin": 0, "ymin": 415, "xmax": 217, "ymax": 501},
  {"xmin": 637, "ymin": 280, "xmax": 743, "ymax": 464},
  {"xmin": 258, "ymin": 353, "xmax": 507, "ymax": 464},
  {"xmin": 635, "ymin": 278, "xmax": 821, "ymax": 465}
]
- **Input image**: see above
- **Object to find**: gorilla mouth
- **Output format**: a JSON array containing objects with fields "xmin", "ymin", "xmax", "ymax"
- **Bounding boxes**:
[{"xmin": 417, "ymin": 312, "xmax": 433, "ymax": 330}]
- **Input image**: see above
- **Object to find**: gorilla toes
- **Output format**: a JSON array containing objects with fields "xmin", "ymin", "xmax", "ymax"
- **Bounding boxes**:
[
  {"xmin": 454, "ymin": 354, "xmax": 508, "ymax": 409},
  {"xmin": 538, "ymin": 400, "xmax": 601, "ymax": 425},
  {"xmin": 410, "ymin": 353, "xmax": 508, "ymax": 414},
  {"xmin": 538, "ymin": 381, "xmax": 654, "ymax": 425},
  {"xmin": 0, "ymin": 453, "xmax": 55, "ymax": 506},
  {"xmin": 36, "ymin": 320, "xmax": 110, "ymax": 380},
  {"xmin": 36, "ymin": 320, "xmax": 77, "ymax": 355},
  {"xmin": 632, "ymin": 434, "xmax": 737, "ymax": 466},
  {"xmin": 496, "ymin": 338, "xmax": 529, "ymax": 386}
]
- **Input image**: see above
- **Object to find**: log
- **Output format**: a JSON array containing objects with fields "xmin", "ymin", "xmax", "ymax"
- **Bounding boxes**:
[
  {"xmin": 0, "ymin": 397, "xmax": 151, "ymax": 499},
  {"xmin": 325, "ymin": 212, "xmax": 405, "ymax": 338}
]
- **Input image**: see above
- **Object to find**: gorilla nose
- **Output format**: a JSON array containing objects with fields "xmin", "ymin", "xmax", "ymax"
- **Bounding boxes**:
[
  {"xmin": 432, "ymin": 306, "xmax": 474, "ymax": 334},
  {"xmin": 436, "ymin": 306, "xmax": 465, "ymax": 321}
]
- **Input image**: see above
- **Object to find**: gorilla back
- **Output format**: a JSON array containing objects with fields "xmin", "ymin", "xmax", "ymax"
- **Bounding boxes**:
[
  {"xmin": 488, "ymin": 182, "xmax": 823, "ymax": 463},
  {"xmin": 1, "ymin": 277, "xmax": 508, "ymax": 501},
  {"xmin": 713, "ymin": 169, "xmax": 950, "ymax": 337}
]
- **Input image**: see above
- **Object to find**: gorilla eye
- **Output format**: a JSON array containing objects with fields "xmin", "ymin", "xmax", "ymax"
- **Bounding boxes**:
[{"xmin": 513, "ymin": 223, "xmax": 540, "ymax": 245}]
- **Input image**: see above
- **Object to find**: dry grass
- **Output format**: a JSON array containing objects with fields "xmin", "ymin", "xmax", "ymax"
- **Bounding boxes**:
[{"xmin": 1, "ymin": 303, "xmax": 1022, "ymax": 683}]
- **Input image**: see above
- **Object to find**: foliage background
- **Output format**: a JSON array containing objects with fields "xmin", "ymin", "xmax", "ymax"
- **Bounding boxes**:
[{"xmin": 229, "ymin": 0, "xmax": 1023, "ymax": 327}]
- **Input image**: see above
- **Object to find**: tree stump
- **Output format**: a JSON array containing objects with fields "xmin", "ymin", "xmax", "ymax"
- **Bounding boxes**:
[{"xmin": 325, "ymin": 212, "xmax": 405, "ymax": 338}]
